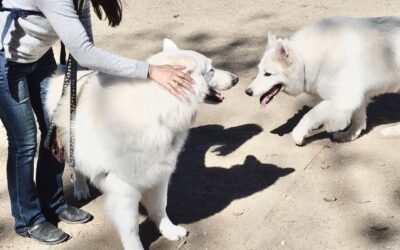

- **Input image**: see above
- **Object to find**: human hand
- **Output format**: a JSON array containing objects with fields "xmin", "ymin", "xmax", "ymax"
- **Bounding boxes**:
[{"xmin": 148, "ymin": 64, "xmax": 194, "ymax": 96}]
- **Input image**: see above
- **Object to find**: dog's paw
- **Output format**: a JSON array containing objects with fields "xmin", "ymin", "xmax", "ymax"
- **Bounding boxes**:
[
  {"xmin": 381, "ymin": 125, "xmax": 400, "ymax": 137},
  {"xmin": 73, "ymin": 182, "xmax": 91, "ymax": 201},
  {"xmin": 159, "ymin": 219, "xmax": 188, "ymax": 241},
  {"xmin": 332, "ymin": 131, "xmax": 351, "ymax": 142},
  {"xmin": 292, "ymin": 127, "xmax": 305, "ymax": 146},
  {"xmin": 161, "ymin": 225, "xmax": 187, "ymax": 241},
  {"xmin": 331, "ymin": 118, "xmax": 366, "ymax": 142},
  {"xmin": 331, "ymin": 128, "xmax": 362, "ymax": 142}
]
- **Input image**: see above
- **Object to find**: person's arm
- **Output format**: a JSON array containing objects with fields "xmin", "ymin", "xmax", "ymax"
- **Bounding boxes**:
[{"xmin": 35, "ymin": 0, "xmax": 149, "ymax": 79}]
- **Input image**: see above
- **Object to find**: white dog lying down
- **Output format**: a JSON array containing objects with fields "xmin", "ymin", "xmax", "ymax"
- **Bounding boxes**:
[
  {"xmin": 46, "ymin": 39, "xmax": 238, "ymax": 250},
  {"xmin": 245, "ymin": 16, "xmax": 400, "ymax": 145}
]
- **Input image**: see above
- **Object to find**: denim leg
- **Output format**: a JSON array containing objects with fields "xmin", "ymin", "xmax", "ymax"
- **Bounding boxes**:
[
  {"xmin": 27, "ymin": 50, "xmax": 68, "ymax": 217},
  {"xmin": 0, "ymin": 60, "xmax": 46, "ymax": 233}
]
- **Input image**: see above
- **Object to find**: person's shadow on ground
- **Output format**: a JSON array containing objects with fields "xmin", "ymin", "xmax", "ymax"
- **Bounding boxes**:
[{"xmin": 139, "ymin": 124, "xmax": 295, "ymax": 248}]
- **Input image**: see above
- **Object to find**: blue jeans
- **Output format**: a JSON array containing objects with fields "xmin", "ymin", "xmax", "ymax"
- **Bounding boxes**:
[{"xmin": 0, "ymin": 49, "xmax": 68, "ymax": 233}]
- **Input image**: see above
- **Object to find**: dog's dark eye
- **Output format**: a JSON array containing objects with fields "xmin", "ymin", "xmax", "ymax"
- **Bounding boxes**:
[
  {"xmin": 204, "ymin": 68, "xmax": 215, "ymax": 82},
  {"xmin": 264, "ymin": 72, "xmax": 272, "ymax": 77},
  {"xmin": 207, "ymin": 68, "xmax": 215, "ymax": 77}
]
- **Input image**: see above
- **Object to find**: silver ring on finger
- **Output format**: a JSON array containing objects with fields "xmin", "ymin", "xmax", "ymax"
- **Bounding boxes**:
[{"xmin": 171, "ymin": 80, "xmax": 179, "ymax": 88}]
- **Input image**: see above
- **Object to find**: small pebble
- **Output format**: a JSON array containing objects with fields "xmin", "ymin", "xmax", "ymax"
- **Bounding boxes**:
[
  {"xmin": 233, "ymin": 211, "xmax": 244, "ymax": 216},
  {"xmin": 371, "ymin": 226, "xmax": 388, "ymax": 231},
  {"xmin": 323, "ymin": 196, "xmax": 337, "ymax": 202},
  {"xmin": 355, "ymin": 200, "xmax": 371, "ymax": 204}
]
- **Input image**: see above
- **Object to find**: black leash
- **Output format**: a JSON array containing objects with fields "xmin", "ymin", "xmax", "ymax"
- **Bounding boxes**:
[
  {"xmin": 43, "ymin": 53, "xmax": 78, "ymax": 165},
  {"xmin": 60, "ymin": 42, "xmax": 67, "ymax": 65},
  {"xmin": 44, "ymin": 0, "xmax": 84, "ymax": 170}
]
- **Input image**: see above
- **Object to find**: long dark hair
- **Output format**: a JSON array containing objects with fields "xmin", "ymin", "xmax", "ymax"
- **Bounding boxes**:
[{"xmin": 90, "ymin": 0, "xmax": 122, "ymax": 27}]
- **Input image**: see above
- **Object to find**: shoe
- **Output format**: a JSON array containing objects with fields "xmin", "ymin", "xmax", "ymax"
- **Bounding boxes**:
[
  {"xmin": 58, "ymin": 206, "xmax": 92, "ymax": 224},
  {"xmin": 17, "ymin": 221, "xmax": 69, "ymax": 245}
]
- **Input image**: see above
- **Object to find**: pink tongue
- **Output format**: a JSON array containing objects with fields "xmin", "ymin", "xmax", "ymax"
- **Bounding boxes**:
[
  {"xmin": 260, "ymin": 85, "xmax": 281, "ymax": 108},
  {"xmin": 205, "ymin": 89, "xmax": 224, "ymax": 103},
  {"xmin": 260, "ymin": 96, "xmax": 271, "ymax": 108},
  {"xmin": 214, "ymin": 91, "xmax": 224, "ymax": 101}
]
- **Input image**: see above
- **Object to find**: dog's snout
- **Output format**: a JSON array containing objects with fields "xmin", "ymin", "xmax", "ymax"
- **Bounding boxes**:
[
  {"xmin": 245, "ymin": 88, "xmax": 253, "ymax": 96},
  {"xmin": 232, "ymin": 76, "xmax": 239, "ymax": 86}
]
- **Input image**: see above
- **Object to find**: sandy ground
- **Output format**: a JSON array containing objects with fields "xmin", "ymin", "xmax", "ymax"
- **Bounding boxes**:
[{"xmin": 1, "ymin": 0, "xmax": 400, "ymax": 249}]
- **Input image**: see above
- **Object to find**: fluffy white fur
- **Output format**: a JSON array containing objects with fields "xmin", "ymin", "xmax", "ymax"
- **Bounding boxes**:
[
  {"xmin": 246, "ymin": 16, "xmax": 400, "ymax": 145},
  {"xmin": 46, "ymin": 39, "xmax": 237, "ymax": 250}
]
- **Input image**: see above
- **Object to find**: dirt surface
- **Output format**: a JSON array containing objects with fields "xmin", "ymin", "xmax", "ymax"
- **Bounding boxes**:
[{"xmin": 1, "ymin": 0, "xmax": 400, "ymax": 249}]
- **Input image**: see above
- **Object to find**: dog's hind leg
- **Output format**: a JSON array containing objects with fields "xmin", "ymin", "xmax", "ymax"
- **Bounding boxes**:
[
  {"xmin": 141, "ymin": 175, "xmax": 187, "ymax": 241},
  {"xmin": 100, "ymin": 173, "xmax": 144, "ymax": 250},
  {"xmin": 292, "ymin": 100, "xmax": 354, "ymax": 145},
  {"xmin": 381, "ymin": 123, "xmax": 400, "ymax": 137}
]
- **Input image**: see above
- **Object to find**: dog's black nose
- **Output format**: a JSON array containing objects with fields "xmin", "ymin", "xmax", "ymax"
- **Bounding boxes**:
[
  {"xmin": 245, "ymin": 88, "xmax": 253, "ymax": 96},
  {"xmin": 232, "ymin": 76, "xmax": 239, "ymax": 86}
]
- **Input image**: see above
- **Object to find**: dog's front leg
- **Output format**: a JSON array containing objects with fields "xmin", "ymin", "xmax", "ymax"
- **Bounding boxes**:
[
  {"xmin": 73, "ymin": 170, "xmax": 91, "ymax": 201},
  {"xmin": 102, "ymin": 173, "xmax": 144, "ymax": 250},
  {"xmin": 141, "ymin": 175, "xmax": 187, "ymax": 241},
  {"xmin": 332, "ymin": 101, "xmax": 368, "ymax": 142},
  {"xmin": 292, "ymin": 100, "xmax": 353, "ymax": 145}
]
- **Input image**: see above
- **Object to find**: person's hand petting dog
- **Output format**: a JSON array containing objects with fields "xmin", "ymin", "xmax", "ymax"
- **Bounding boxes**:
[{"xmin": 148, "ymin": 65, "xmax": 194, "ymax": 96}]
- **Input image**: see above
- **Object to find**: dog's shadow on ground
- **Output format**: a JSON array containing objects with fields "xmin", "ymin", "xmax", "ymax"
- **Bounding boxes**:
[
  {"xmin": 270, "ymin": 93, "xmax": 400, "ymax": 144},
  {"xmin": 270, "ymin": 105, "xmax": 311, "ymax": 137},
  {"xmin": 366, "ymin": 93, "xmax": 400, "ymax": 132},
  {"xmin": 270, "ymin": 105, "xmax": 330, "ymax": 145},
  {"xmin": 139, "ymin": 124, "xmax": 295, "ymax": 248}
]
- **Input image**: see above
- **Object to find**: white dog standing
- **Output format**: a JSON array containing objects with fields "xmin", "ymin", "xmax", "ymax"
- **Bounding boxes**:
[
  {"xmin": 46, "ymin": 39, "xmax": 238, "ymax": 250},
  {"xmin": 246, "ymin": 16, "xmax": 400, "ymax": 145}
]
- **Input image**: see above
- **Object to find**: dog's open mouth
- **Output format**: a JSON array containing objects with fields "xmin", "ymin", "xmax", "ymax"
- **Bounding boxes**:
[
  {"xmin": 260, "ymin": 84, "xmax": 282, "ymax": 108},
  {"xmin": 205, "ymin": 88, "xmax": 224, "ymax": 103}
]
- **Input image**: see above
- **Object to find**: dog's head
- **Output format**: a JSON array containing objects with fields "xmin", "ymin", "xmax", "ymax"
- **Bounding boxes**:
[
  {"xmin": 148, "ymin": 39, "xmax": 239, "ymax": 102},
  {"xmin": 245, "ymin": 32, "xmax": 305, "ymax": 108}
]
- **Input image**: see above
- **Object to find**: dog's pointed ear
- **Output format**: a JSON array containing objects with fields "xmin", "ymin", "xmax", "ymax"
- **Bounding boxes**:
[
  {"xmin": 267, "ymin": 32, "xmax": 277, "ymax": 46},
  {"xmin": 274, "ymin": 42, "xmax": 292, "ymax": 67},
  {"xmin": 277, "ymin": 43, "xmax": 289, "ymax": 58},
  {"xmin": 163, "ymin": 39, "xmax": 179, "ymax": 51}
]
